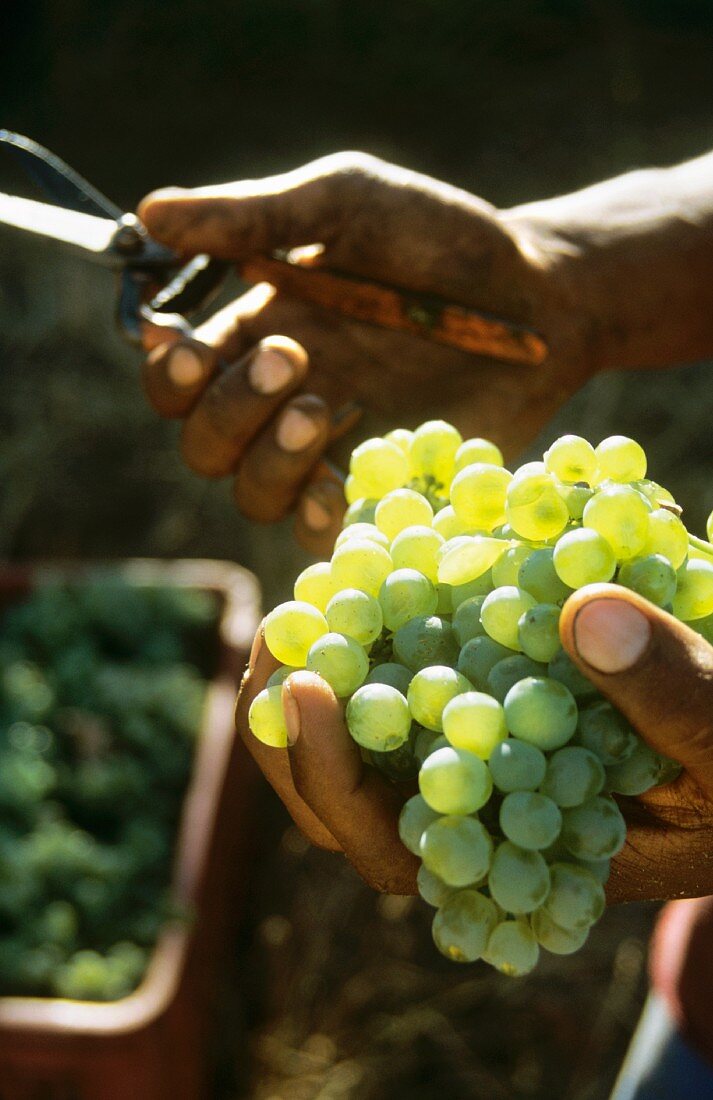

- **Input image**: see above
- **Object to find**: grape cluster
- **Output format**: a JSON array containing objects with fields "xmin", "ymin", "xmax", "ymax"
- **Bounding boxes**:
[
  {"xmin": 251, "ymin": 422, "xmax": 713, "ymax": 976},
  {"xmin": 0, "ymin": 579, "xmax": 218, "ymax": 1000}
]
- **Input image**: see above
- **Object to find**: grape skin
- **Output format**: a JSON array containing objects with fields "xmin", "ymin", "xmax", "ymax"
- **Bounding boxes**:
[{"xmin": 261, "ymin": 422, "xmax": 694, "ymax": 978}]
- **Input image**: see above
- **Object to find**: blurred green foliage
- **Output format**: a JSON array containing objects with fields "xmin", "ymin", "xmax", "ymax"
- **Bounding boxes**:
[
  {"xmin": 0, "ymin": 575, "xmax": 218, "ymax": 1000},
  {"xmin": 0, "ymin": 0, "xmax": 712, "ymax": 592}
]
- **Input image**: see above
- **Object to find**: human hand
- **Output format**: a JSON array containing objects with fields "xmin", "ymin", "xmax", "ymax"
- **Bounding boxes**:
[
  {"xmin": 236, "ymin": 584, "xmax": 713, "ymax": 902},
  {"xmin": 137, "ymin": 153, "xmax": 594, "ymax": 552}
]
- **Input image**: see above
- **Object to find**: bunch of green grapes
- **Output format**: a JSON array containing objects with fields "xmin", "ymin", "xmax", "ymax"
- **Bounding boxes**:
[
  {"xmin": 0, "ymin": 579, "xmax": 218, "ymax": 1001},
  {"xmin": 251, "ymin": 422, "xmax": 713, "ymax": 976}
]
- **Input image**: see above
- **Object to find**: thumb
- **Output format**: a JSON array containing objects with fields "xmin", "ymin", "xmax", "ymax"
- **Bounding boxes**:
[
  {"xmin": 559, "ymin": 584, "xmax": 713, "ymax": 795},
  {"xmin": 284, "ymin": 671, "xmax": 418, "ymax": 893},
  {"xmin": 137, "ymin": 153, "xmax": 360, "ymax": 259}
]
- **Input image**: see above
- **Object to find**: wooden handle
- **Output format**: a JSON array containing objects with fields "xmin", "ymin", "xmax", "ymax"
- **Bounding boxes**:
[{"xmin": 239, "ymin": 255, "xmax": 548, "ymax": 367}]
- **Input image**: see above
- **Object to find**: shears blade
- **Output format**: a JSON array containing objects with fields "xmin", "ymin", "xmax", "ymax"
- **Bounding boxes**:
[
  {"xmin": 0, "ymin": 190, "xmax": 119, "ymax": 260},
  {"xmin": 0, "ymin": 130, "xmax": 123, "ymax": 220}
]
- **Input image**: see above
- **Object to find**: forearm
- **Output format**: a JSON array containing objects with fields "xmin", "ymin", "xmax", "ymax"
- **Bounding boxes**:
[{"xmin": 506, "ymin": 151, "xmax": 713, "ymax": 371}]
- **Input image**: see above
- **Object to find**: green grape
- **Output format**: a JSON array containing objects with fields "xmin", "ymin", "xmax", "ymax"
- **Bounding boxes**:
[
  {"xmin": 673, "ymin": 558, "xmax": 713, "ymax": 620},
  {"xmin": 306, "ymin": 633, "xmax": 369, "ymax": 698},
  {"xmin": 540, "ymin": 746, "xmax": 605, "ymax": 807},
  {"xmin": 485, "ymin": 920, "xmax": 540, "ymax": 976},
  {"xmin": 385, "ymin": 427, "xmax": 414, "ymax": 455},
  {"xmin": 432, "ymin": 890, "xmax": 499, "ymax": 962},
  {"xmin": 453, "ymin": 595, "xmax": 487, "ymax": 646},
  {"xmin": 267, "ymin": 660, "xmax": 301, "ymax": 686},
  {"xmin": 442, "ymin": 691, "xmax": 508, "ymax": 759},
  {"xmin": 606, "ymin": 739, "xmax": 679, "ymax": 796},
  {"xmin": 263, "ymin": 601, "xmax": 329, "ymax": 666},
  {"xmin": 293, "ymin": 561, "xmax": 337, "ymax": 612},
  {"xmin": 487, "ymin": 841, "xmax": 550, "ymax": 914},
  {"xmin": 553, "ymin": 528, "xmax": 617, "ymax": 588},
  {"xmin": 345, "ymin": 683, "xmax": 411, "ymax": 751},
  {"xmin": 480, "ymin": 586, "xmax": 538, "ymax": 650},
  {"xmin": 331, "ymin": 538, "xmax": 393, "ymax": 597},
  {"xmin": 334, "ymin": 522, "xmax": 390, "ymax": 549},
  {"xmin": 420, "ymin": 815, "xmax": 493, "ymax": 886},
  {"xmin": 492, "ymin": 544, "xmax": 533, "ymax": 588},
  {"xmin": 454, "ymin": 437, "xmax": 504, "ymax": 472},
  {"xmin": 418, "ymin": 864, "xmax": 457, "ymax": 908},
  {"xmin": 530, "ymin": 908, "xmax": 589, "ymax": 955},
  {"xmin": 503, "ymin": 677, "xmax": 578, "ymax": 751},
  {"xmin": 556, "ymin": 481, "xmax": 595, "ymax": 521},
  {"xmin": 518, "ymin": 547, "xmax": 572, "ymax": 604},
  {"xmin": 544, "ymin": 434, "xmax": 598, "ymax": 484},
  {"xmin": 505, "ymin": 470, "xmax": 569, "ymax": 541},
  {"xmin": 326, "ymin": 588, "xmax": 383, "ymax": 646},
  {"xmin": 393, "ymin": 615, "xmax": 459, "ymax": 672},
  {"xmin": 450, "ymin": 568, "xmax": 495, "ymax": 607},
  {"xmin": 582, "ymin": 486, "xmax": 650, "ymax": 560},
  {"xmin": 409, "ymin": 419, "xmax": 462, "ymax": 487},
  {"xmin": 436, "ymin": 583, "xmax": 454, "ymax": 615},
  {"xmin": 343, "ymin": 498, "xmax": 378, "ymax": 526},
  {"xmin": 379, "ymin": 569, "xmax": 438, "ymax": 632},
  {"xmin": 408, "ymin": 666, "xmax": 473, "ymax": 732},
  {"xmin": 248, "ymin": 685, "xmax": 288, "ymax": 747},
  {"xmin": 438, "ymin": 536, "xmax": 506, "ymax": 587},
  {"xmin": 486, "ymin": 654, "xmax": 547, "ymax": 704},
  {"xmin": 450, "ymin": 464, "xmax": 512, "ymax": 530},
  {"xmin": 369, "ymin": 735, "xmax": 419, "ymax": 782},
  {"xmin": 366, "ymin": 662, "xmax": 413, "ymax": 695},
  {"xmin": 375, "ymin": 488, "xmax": 434, "ymax": 539},
  {"xmin": 488, "ymin": 738, "xmax": 547, "ymax": 793},
  {"xmin": 349, "ymin": 436, "xmax": 409, "ymax": 498},
  {"xmin": 345, "ymin": 473, "xmax": 369, "ymax": 504},
  {"xmin": 518, "ymin": 603, "xmax": 562, "ymax": 663},
  {"xmin": 577, "ymin": 701, "xmax": 637, "ymax": 765},
  {"xmin": 432, "ymin": 505, "xmax": 468, "ymax": 540},
  {"xmin": 595, "ymin": 435, "xmax": 647, "ymax": 482},
  {"xmin": 544, "ymin": 863, "xmax": 605, "ymax": 930},
  {"xmin": 390, "ymin": 525, "xmax": 444, "ymax": 584},
  {"xmin": 695, "ymin": 611, "xmax": 713, "ymax": 645},
  {"xmin": 547, "ymin": 649, "xmax": 598, "ymax": 701},
  {"xmin": 457, "ymin": 636, "xmax": 512, "ymax": 690},
  {"xmin": 617, "ymin": 554, "xmax": 677, "ymax": 607},
  {"xmin": 499, "ymin": 791, "xmax": 562, "ymax": 850},
  {"xmin": 708, "ymin": 508, "xmax": 713, "ymax": 542},
  {"xmin": 641, "ymin": 508, "xmax": 690, "ymax": 570},
  {"xmin": 419, "ymin": 746, "xmax": 493, "ymax": 814},
  {"xmin": 38, "ymin": 900, "xmax": 79, "ymax": 946},
  {"xmin": 398, "ymin": 793, "xmax": 439, "ymax": 855},
  {"xmin": 561, "ymin": 796, "xmax": 627, "ymax": 860}
]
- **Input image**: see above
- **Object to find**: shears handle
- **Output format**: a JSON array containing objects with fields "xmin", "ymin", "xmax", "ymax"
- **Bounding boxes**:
[{"xmin": 140, "ymin": 253, "xmax": 547, "ymax": 368}]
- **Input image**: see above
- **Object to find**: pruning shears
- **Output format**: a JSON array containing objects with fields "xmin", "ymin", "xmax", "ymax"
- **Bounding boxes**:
[{"xmin": 0, "ymin": 131, "xmax": 548, "ymax": 366}]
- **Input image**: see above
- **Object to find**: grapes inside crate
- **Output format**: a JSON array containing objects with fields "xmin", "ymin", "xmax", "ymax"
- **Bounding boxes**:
[{"xmin": 0, "ymin": 573, "xmax": 220, "ymax": 1001}]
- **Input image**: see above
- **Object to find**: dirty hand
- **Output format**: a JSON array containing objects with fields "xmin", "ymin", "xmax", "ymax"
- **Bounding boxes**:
[
  {"xmin": 237, "ymin": 584, "xmax": 713, "ymax": 902},
  {"xmin": 137, "ymin": 152, "xmax": 591, "ymax": 553}
]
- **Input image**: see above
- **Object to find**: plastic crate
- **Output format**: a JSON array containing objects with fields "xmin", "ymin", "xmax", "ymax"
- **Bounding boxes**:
[{"xmin": 0, "ymin": 559, "xmax": 261, "ymax": 1100}]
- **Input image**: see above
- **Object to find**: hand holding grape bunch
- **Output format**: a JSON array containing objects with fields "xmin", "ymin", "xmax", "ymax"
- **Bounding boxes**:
[{"xmin": 238, "ymin": 423, "xmax": 713, "ymax": 976}]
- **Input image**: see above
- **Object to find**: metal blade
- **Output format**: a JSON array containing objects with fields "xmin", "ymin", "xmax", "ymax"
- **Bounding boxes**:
[
  {"xmin": 0, "ymin": 191, "xmax": 121, "ymax": 264},
  {"xmin": 0, "ymin": 130, "xmax": 123, "ymax": 220}
]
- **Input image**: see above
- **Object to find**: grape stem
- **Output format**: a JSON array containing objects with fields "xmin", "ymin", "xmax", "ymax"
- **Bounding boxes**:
[{"xmin": 689, "ymin": 534, "xmax": 713, "ymax": 559}]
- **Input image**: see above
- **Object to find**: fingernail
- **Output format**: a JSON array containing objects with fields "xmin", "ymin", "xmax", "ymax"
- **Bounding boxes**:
[
  {"xmin": 167, "ymin": 346, "xmax": 205, "ymax": 388},
  {"xmin": 282, "ymin": 681, "xmax": 301, "ymax": 745},
  {"xmin": 573, "ymin": 598, "xmax": 652, "ymax": 673},
  {"xmin": 248, "ymin": 347, "xmax": 295, "ymax": 395},
  {"xmin": 301, "ymin": 491, "xmax": 332, "ymax": 532},
  {"xmin": 248, "ymin": 624, "xmax": 264, "ymax": 672},
  {"xmin": 276, "ymin": 409, "xmax": 320, "ymax": 453}
]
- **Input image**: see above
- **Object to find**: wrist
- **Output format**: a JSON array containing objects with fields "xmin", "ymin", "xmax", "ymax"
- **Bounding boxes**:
[{"xmin": 504, "ymin": 155, "xmax": 713, "ymax": 373}]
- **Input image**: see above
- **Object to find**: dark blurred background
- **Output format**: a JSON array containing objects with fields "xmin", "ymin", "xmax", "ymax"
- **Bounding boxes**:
[{"xmin": 1, "ymin": 2, "xmax": 713, "ymax": 1097}]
